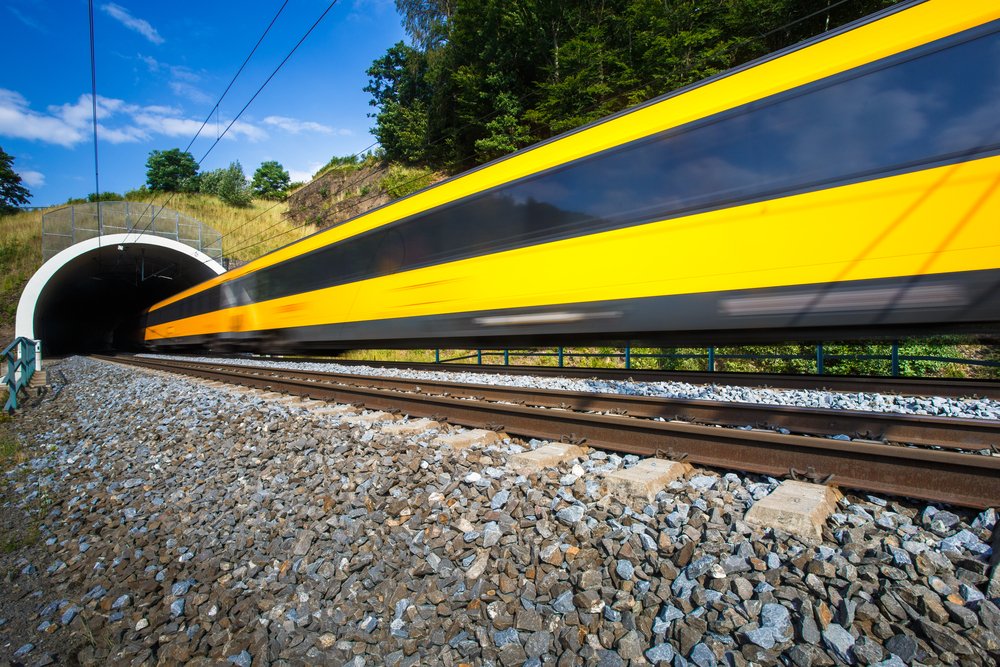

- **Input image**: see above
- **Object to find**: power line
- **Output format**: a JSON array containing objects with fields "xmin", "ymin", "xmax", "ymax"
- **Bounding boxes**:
[
  {"xmin": 123, "ymin": 0, "xmax": 299, "ymax": 245},
  {"xmin": 87, "ymin": 0, "xmax": 101, "ymax": 242},
  {"xmin": 212, "ymin": 141, "xmax": 379, "ymax": 246}
]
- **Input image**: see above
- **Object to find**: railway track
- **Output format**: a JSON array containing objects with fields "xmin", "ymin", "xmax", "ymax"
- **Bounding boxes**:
[
  {"xmin": 99, "ymin": 354, "xmax": 1000, "ymax": 509},
  {"xmin": 270, "ymin": 356, "xmax": 1000, "ymax": 400}
]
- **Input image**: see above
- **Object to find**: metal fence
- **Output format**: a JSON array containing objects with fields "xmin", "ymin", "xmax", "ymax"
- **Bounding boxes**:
[
  {"xmin": 41, "ymin": 202, "xmax": 224, "ymax": 263},
  {"xmin": 425, "ymin": 344, "xmax": 1000, "ymax": 377}
]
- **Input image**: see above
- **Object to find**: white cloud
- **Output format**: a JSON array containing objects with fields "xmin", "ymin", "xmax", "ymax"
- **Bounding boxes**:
[
  {"xmin": 0, "ymin": 88, "xmax": 266, "ymax": 148},
  {"xmin": 0, "ymin": 89, "xmax": 84, "ymax": 147},
  {"xmin": 169, "ymin": 81, "xmax": 213, "ymax": 106},
  {"xmin": 287, "ymin": 162, "xmax": 324, "ymax": 183},
  {"xmin": 17, "ymin": 169, "xmax": 45, "ymax": 188},
  {"xmin": 101, "ymin": 3, "xmax": 164, "ymax": 45},
  {"xmin": 7, "ymin": 6, "xmax": 47, "ymax": 33},
  {"xmin": 263, "ymin": 115, "xmax": 339, "ymax": 135},
  {"xmin": 133, "ymin": 112, "xmax": 267, "ymax": 143}
]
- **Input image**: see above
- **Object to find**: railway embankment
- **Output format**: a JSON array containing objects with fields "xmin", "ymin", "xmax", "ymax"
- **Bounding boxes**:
[{"xmin": 0, "ymin": 356, "xmax": 997, "ymax": 665}]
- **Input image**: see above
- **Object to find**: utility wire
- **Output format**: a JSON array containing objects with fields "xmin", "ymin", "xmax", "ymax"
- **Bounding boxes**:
[
  {"xmin": 212, "ymin": 140, "xmax": 379, "ymax": 246},
  {"xmin": 87, "ymin": 0, "xmax": 101, "ymax": 245},
  {"xmin": 124, "ymin": 0, "xmax": 300, "ymax": 245}
]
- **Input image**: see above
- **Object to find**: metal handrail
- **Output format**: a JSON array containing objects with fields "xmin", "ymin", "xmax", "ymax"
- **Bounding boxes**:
[{"xmin": 2, "ymin": 337, "xmax": 39, "ymax": 412}]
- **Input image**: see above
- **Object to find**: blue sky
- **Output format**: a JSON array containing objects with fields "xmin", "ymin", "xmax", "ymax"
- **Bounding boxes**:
[{"xmin": 0, "ymin": 0, "xmax": 406, "ymax": 205}]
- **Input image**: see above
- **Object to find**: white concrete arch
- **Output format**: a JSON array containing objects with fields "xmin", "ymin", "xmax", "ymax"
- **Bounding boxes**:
[{"xmin": 16, "ymin": 233, "xmax": 225, "ymax": 342}]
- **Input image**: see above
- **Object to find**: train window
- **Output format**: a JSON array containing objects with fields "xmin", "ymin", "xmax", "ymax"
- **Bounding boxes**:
[{"xmin": 148, "ymin": 22, "xmax": 1000, "ymax": 326}]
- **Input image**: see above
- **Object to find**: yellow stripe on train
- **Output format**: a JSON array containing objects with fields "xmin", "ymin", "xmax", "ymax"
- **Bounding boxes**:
[{"xmin": 145, "ymin": 154, "xmax": 1000, "ymax": 341}]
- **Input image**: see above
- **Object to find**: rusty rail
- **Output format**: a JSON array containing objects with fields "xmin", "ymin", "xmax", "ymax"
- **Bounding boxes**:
[{"xmin": 99, "ymin": 355, "xmax": 1000, "ymax": 508}]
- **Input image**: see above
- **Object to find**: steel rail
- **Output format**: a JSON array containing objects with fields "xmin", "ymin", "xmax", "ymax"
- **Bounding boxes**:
[
  {"xmin": 131, "ymin": 356, "xmax": 1000, "ymax": 452},
  {"xmin": 100, "ymin": 355, "xmax": 1000, "ymax": 508},
  {"xmin": 270, "ymin": 356, "xmax": 1000, "ymax": 399}
]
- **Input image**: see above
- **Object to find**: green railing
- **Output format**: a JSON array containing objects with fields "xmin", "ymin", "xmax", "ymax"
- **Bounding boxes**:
[
  {"xmin": 427, "ymin": 344, "xmax": 1000, "ymax": 377},
  {"xmin": 3, "ymin": 337, "xmax": 39, "ymax": 412}
]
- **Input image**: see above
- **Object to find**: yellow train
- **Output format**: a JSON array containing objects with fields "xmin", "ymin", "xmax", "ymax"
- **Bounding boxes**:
[{"xmin": 144, "ymin": 0, "xmax": 1000, "ymax": 352}]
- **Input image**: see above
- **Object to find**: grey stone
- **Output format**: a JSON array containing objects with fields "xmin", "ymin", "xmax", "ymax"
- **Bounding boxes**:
[
  {"xmin": 494, "ymin": 627, "xmax": 520, "ymax": 647},
  {"xmin": 170, "ymin": 599, "xmax": 185, "ymax": 617},
  {"xmin": 552, "ymin": 590, "xmax": 574, "ymax": 614},
  {"xmin": 228, "ymin": 650, "xmax": 252, "ymax": 667},
  {"xmin": 745, "ymin": 627, "xmax": 776, "ymax": 649},
  {"xmin": 556, "ymin": 504, "xmax": 585, "ymax": 525},
  {"xmin": 689, "ymin": 642, "xmax": 717, "ymax": 667},
  {"xmin": 525, "ymin": 631, "xmax": 553, "ymax": 657},
  {"xmin": 852, "ymin": 638, "xmax": 884, "ymax": 665},
  {"xmin": 761, "ymin": 602, "xmax": 792, "ymax": 642},
  {"xmin": 645, "ymin": 643, "xmax": 675, "ymax": 664},
  {"xmin": 617, "ymin": 631, "xmax": 644, "ymax": 661},
  {"xmin": 883, "ymin": 634, "xmax": 917, "ymax": 662},
  {"xmin": 917, "ymin": 618, "xmax": 973, "ymax": 656},
  {"xmin": 616, "ymin": 559, "xmax": 635, "ymax": 580},
  {"xmin": 822, "ymin": 623, "xmax": 855, "ymax": 664},
  {"xmin": 60, "ymin": 606, "xmax": 79, "ymax": 625},
  {"xmin": 13, "ymin": 644, "xmax": 34, "ymax": 659},
  {"xmin": 491, "ymin": 488, "xmax": 510, "ymax": 510},
  {"xmin": 483, "ymin": 521, "xmax": 502, "ymax": 548},
  {"xmin": 170, "ymin": 579, "xmax": 194, "ymax": 596},
  {"xmin": 359, "ymin": 615, "xmax": 378, "ymax": 633}
]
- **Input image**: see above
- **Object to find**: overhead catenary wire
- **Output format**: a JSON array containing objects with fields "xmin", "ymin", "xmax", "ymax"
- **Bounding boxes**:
[
  {"xmin": 125, "ymin": 0, "xmax": 327, "ymax": 246},
  {"xmin": 124, "ymin": 0, "xmax": 291, "ymax": 244},
  {"xmin": 211, "ymin": 140, "xmax": 380, "ymax": 247},
  {"xmin": 87, "ymin": 0, "xmax": 101, "ymax": 246}
]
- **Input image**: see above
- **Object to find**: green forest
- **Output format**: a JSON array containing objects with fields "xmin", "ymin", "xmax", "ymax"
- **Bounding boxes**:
[{"xmin": 366, "ymin": 0, "xmax": 900, "ymax": 171}]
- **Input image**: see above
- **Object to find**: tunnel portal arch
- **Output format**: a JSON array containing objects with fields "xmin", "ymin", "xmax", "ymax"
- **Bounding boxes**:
[{"xmin": 17, "ymin": 234, "xmax": 225, "ymax": 355}]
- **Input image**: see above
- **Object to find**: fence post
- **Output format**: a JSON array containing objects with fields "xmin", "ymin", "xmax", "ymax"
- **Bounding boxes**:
[
  {"xmin": 176, "ymin": 211, "xmax": 180, "ymax": 239},
  {"xmin": 71, "ymin": 206, "xmax": 76, "ymax": 243},
  {"xmin": 477, "ymin": 349, "xmax": 482, "ymax": 365},
  {"xmin": 625, "ymin": 345, "xmax": 631, "ymax": 370},
  {"xmin": 891, "ymin": 342, "xmax": 900, "ymax": 376},
  {"xmin": 435, "ymin": 349, "xmax": 440, "ymax": 363},
  {"xmin": 558, "ymin": 347, "xmax": 564, "ymax": 367},
  {"xmin": 504, "ymin": 349, "xmax": 509, "ymax": 366},
  {"xmin": 708, "ymin": 346, "xmax": 715, "ymax": 372},
  {"xmin": 816, "ymin": 344, "xmax": 825, "ymax": 375}
]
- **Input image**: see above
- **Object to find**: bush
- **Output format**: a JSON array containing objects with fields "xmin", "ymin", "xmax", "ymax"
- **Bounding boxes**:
[
  {"xmin": 379, "ymin": 164, "xmax": 434, "ymax": 199},
  {"xmin": 87, "ymin": 192, "xmax": 124, "ymax": 202},
  {"xmin": 199, "ymin": 162, "xmax": 252, "ymax": 207}
]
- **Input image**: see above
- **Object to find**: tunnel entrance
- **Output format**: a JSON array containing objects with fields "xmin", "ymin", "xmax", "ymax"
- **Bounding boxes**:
[{"xmin": 17, "ymin": 234, "xmax": 225, "ymax": 355}]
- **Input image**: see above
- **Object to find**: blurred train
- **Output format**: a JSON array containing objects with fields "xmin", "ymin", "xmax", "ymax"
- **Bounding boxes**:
[{"xmin": 143, "ymin": 0, "xmax": 1000, "ymax": 352}]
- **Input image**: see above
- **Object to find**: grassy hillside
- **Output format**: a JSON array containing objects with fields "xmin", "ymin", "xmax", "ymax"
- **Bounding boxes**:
[{"xmin": 0, "ymin": 208, "xmax": 44, "ymax": 341}]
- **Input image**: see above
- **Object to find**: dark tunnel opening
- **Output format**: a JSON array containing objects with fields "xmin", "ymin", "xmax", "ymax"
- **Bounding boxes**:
[{"xmin": 32, "ymin": 243, "xmax": 222, "ymax": 356}]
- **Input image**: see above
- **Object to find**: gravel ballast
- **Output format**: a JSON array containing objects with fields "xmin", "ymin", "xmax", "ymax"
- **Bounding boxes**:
[
  {"xmin": 142, "ymin": 354, "xmax": 1000, "ymax": 421},
  {"xmin": 0, "ymin": 356, "xmax": 996, "ymax": 666}
]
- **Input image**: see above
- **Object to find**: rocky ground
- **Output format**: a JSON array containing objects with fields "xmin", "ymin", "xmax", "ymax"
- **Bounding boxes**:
[{"xmin": 0, "ymin": 356, "xmax": 997, "ymax": 666}]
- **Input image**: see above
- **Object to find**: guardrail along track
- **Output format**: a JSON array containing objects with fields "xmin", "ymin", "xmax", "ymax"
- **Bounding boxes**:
[
  {"xmin": 268, "ymin": 356, "xmax": 1000, "ymax": 400},
  {"xmin": 100, "ymin": 355, "xmax": 1000, "ymax": 509}
]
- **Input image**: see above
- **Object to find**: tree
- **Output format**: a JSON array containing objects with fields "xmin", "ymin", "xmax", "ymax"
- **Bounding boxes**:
[
  {"xmin": 251, "ymin": 161, "xmax": 291, "ymax": 200},
  {"xmin": 216, "ymin": 161, "xmax": 252, "ymax": 207},
  {"xmin": 145, "ymin": 148, "xmax": 200, "ymax": 192},
  {"xmin": 0, "ymin": 147, "xmax": 31, "ymax": 214}
]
